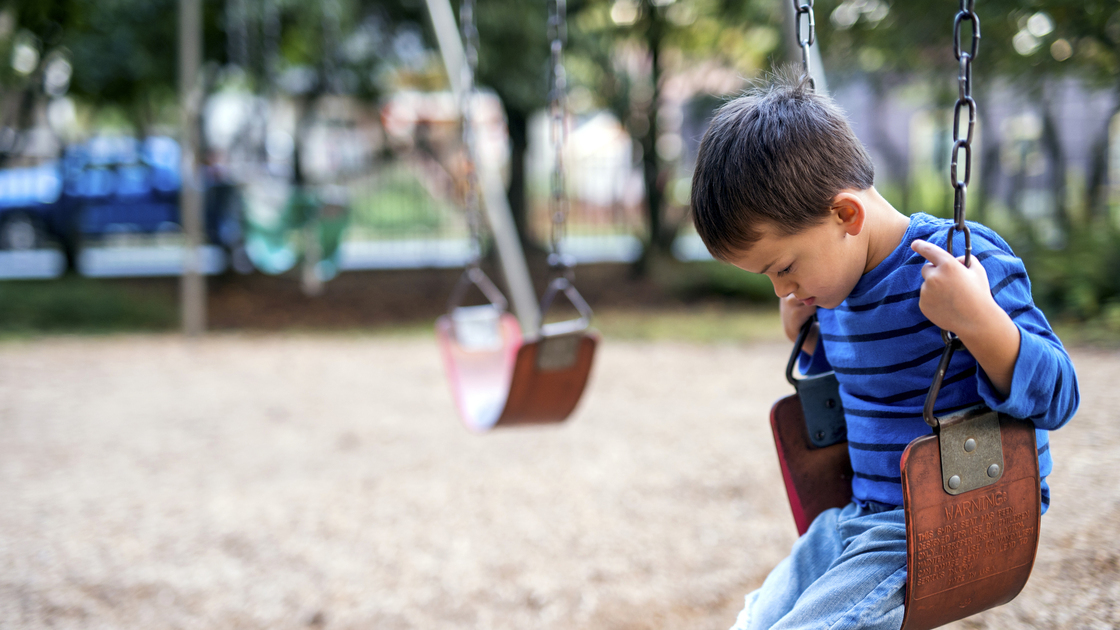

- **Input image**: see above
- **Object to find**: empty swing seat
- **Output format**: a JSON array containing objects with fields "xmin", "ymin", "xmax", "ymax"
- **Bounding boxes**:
[{"xmin": 436, "ymin": 304, "xmax": 597, "ymax": 432}]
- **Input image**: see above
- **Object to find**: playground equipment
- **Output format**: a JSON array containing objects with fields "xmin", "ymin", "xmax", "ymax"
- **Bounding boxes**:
[
  {"xmin": 768, "ymin": 2, "xmax": 1041, "ymax": 628},
  {"xmin": 429, "ymin": 0, "xmax": 598, "ymax": 431},
  {"xmin": 225, "ymin": 0, "xmax": 353, "ymax": 293},
  {"xmin": 242, "ymin": 182, "xmax": 349, "ymax": 288}
]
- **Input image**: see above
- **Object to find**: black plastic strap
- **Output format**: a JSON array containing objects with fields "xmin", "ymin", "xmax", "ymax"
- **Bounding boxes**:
[{"xmin": 786, "ymin": 314, "xmax": 817, "ymax": 386}]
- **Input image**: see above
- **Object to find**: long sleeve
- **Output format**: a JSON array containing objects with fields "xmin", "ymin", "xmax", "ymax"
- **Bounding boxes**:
[
  {"xmin": 971, "ymin": 249, "xmax": 1079, "ymax": 430},
  {"xmin": 797, "ymin": 336, "xmax": 833, "ymax": 376}
]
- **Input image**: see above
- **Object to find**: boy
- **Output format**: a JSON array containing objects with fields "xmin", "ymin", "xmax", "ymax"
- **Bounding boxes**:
[{"xmin": 690, "ymin": 73, "xmax": 1079, "ymax": 630}]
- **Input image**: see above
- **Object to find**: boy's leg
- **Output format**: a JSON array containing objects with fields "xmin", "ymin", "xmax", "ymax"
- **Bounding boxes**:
[
  {"xmin": 731, "ymin": 506, "xmax": 847, "ymax": 630},
  {"xmin": 731, "ymin": 503, "xmax": 907, "ymax": 630}
]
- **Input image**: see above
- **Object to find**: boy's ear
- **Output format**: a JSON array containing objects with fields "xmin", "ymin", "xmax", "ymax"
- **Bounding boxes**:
[{"xmin": 831, "ymin": 191, "xmax": 865, "ymax": 236}]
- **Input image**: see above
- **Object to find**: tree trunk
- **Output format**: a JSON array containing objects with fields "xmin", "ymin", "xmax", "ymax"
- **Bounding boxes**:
[
  {"xmin": 869, "ymin": 75, "xmax": 910, "ymax": 212},
  {"xmin": 635, "ymin": 2, "xmax": 664, "ymax": 274},
  {"xmin": 973, "ymin": 83, "xmax": 998, "ymax": 225},
  {"xmin": 505, "ymin": 106, "xmax": 532, "ymax": 249},
  {"xmin": 1039, "ymin": 90, "xmax": 1069, "ymax": 234},
  {"xmin": 1086, "ymin": 85, "xmax": 1120, "ymax": 223}
]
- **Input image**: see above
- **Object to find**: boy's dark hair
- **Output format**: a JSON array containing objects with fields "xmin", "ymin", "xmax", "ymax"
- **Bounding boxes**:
[{"xmin": 690, "ymin": 70, "xmax": 874, "ymax": 261}]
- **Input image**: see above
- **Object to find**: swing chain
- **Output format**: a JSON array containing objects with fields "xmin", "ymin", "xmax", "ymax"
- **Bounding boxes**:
[
  {"xmin": 322, "ymin": 0, "xmax": 342, "ymax": 93},
  {"xmin": 926, "ymin": 0, "xmax": 981, "ymax": 428},
  {"xmin": 459, "ymin": 0, "xmax": 484, "ymax": 269},
  {"xmin": 947, "ymin": 0, "xmax": 978, "ymax": 268},
  {"xmin": 792, "ymin": 0, "xmax": 816, "ymax": 90},
  {"xmin": 548, "ymin": 0, "xmax": 573, "ymax": 276},
  {"xmin": 225, "ymin": 0, "xmax": 249, "ymax": 71}
]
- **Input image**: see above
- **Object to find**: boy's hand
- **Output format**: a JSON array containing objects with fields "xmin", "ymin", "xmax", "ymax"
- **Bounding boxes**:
[
  {"xmin": 780, "ymin": 294, "xmax": 818, "ymax": 353},
  {"xmin": 910, "ymin": 239, "xmax": 996, "ymax": 337},
  {"xmin": 911, "ymin": 238, "xmax": 1021, "ymax": 397}
]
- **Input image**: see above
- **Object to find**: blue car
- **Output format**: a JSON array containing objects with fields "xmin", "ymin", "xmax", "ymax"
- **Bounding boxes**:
[{"xmin": 0, "ymin": 136, "xmax": 242, "ymax": 269}]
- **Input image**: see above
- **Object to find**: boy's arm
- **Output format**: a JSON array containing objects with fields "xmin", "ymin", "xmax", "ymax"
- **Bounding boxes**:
[
  {"xmin": 780, "ymin": 295, "xmax": 818, "ymax": 353},
  {"xmin": 910, "ymin": 240, "xmax": 1019, "ymax": 394},
  {"xmin": 911, "ymin": 239, "xmax": 1079, "ymax": 430},
  {"xmin": 779, "ymin": 295, "xmax": 832, "ymax": 375}
]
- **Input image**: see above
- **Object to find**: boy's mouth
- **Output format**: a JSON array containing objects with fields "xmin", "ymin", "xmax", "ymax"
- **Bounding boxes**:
[{"xmin": 800, "ymin": 297, "xmax": 816, "ymax": 306}]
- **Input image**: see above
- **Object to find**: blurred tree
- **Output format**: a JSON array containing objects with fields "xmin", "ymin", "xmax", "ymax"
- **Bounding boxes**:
[
  {"xmin": 470, "ymin": 0, "xmax": 550, "ymax": 249},
  {"xmin": 0, "ymin": 0, "xmax": 402, "ymax": 143},
  {"xmin": 814, "ymin": 0, "xmax": 1120, "ymax": 227},
  {"xmin": 567, "ymin": 0, "xmax": 781, "ymax": 270},
  {"xmin": 812, "ymin": 0, "xmax": 1120, "ymax": 320},
  {"xmin": 1, "ymin": 0, "xmax": 233, "ymax": 140}
]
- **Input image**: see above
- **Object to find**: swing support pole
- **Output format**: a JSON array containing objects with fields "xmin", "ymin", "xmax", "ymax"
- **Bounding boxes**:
[
  {"xmin": 424, "ymin": 0, "xmax": 542, "ymax": 337},
  {"xmin": 179, "ymin": 0, "xmax": 206, "ymax": 336}
]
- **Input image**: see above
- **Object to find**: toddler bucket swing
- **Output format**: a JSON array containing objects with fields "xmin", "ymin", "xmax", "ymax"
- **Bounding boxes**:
[
  {"xmin": 236, "ymin": 0, "xmax": 351, "ymax": 288},
  {"xmin": 769, "ymin": 2, "xmax": 1040, "ymax": 629},
  {"xmin": 434, "ymin": 0, "xmax": 598, "ymax": 432}
]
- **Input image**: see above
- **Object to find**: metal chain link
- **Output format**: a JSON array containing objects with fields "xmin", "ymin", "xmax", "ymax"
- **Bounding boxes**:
[
  {"xmin": 225, "ymin": 0, "xmax": 249, "ymax": 70},
  {"xmin": 924, "ymin": 0, "xmax": 981, "ymax": 426},
  {"xmin": 322, "ymin": 0, "xmax": 341, "ymax": 93},
  {"xmin": 459, "ymin": 0, "xmax": 484, "ymax": 268},
  {"xmin": 263, "ymin": 0, "xmax": 281, "ymax": 85},
  {"xmin": 947, "ymin": 0, "xmax": 979, "ymax": 267},
  {"xmin": 792, "ymin": 0, "xmax": 816, "ymax": 90},
  {"xmin": 547, "ymin": 0, "xmax": 571, "ymax": 274}
]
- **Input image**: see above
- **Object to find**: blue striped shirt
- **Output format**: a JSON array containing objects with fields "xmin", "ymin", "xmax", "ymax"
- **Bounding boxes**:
[{"xmin": 801, "ymin": 212, "xmax": 1079, "ymax": 513}]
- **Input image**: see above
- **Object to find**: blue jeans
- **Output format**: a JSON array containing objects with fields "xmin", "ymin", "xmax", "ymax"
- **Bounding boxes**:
[{"xmin": 731, "ymin": 502, "xmax": 906, "ymax": 630}]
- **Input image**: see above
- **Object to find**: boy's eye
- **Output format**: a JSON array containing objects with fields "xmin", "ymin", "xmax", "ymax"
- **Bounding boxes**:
[{"xmin": 776, "ymin": 264, "xmax": 793, "ymax": 277}]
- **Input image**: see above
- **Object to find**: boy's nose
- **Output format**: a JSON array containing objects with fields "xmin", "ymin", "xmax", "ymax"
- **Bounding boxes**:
[{"xmin": 772, "ymin": 278, "xmax": 796, "ymax": 298}]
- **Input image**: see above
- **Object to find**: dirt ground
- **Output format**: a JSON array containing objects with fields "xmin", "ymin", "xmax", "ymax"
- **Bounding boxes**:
[{"xmin": 1, "ymin": 333, "xmax": 1117, "ymax": 629}]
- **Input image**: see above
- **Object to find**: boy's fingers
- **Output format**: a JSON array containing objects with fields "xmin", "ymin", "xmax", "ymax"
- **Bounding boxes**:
[{"xmin": 911, "ymin": 239, "xmax": 955, "ymax": 266}]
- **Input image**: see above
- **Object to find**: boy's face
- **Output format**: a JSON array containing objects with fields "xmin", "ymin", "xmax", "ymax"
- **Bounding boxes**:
[{"xmin": 726, "ymin": 211, "xmax": 867, "ymax": 310}]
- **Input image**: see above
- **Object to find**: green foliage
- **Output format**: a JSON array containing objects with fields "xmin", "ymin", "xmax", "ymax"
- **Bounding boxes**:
[
  {"xmin": 350, "ymin": 167, "xmax": 450, "ymax": 234},
  {"xmin": 0, "ymin": 277, "xmax": 177, "ymax": 334},
  {"xmin": 814, "ymin": 0, "xmax": 1119, "ymax": 89},
  {"xmin": 689, "ymin": 260, "xmax": 780, "ymax": 304},
  {"xmin": 811, "ymin": 0, "xmax": 1120, "ymax": 329},
  {"xmin": 594, "ymin": 304, "xmax": 783, "ymax": 343},
  {"xmin": 656, "ymin": 258, "xmax": 778, "ymax": 305},
  {"xmin": 3, "ymin": 0, "xmax": 400, "ymax": 132},
  {"xmin": 471, "ymin": 0, "xmax": 550, "ymax": 116},
  {"xmin": 4, "ymin": 0, "xmax": 231, "ymax": 132},
  {"xmin": 1016, "ymin": 221, "xmax": 1120, "ymax": 322}
]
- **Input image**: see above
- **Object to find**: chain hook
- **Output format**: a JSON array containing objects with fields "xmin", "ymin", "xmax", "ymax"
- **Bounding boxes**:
[
  {"xmin": 926, "ymin": 0, "xmax": 981, "ymax": 424},
  {"xmin": 792, "ymin": 0, "xmax": 817, "ymax": 91}
]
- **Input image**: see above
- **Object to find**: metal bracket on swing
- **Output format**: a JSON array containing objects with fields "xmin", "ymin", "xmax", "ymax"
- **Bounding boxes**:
[
  {"xmin": 923, "ymin": 336, "xmax": 1004, "ymax": 496},
  {"xmin": 786, "ymin": 316, "xmax": 847, "ymax": 448},
  {"xmin": 447, "ymin": 266, "xmax": 510, "ymax": 351},
  {"xmin": 535, "ymin": 272, "xmax": 593, "ymax": 371}
]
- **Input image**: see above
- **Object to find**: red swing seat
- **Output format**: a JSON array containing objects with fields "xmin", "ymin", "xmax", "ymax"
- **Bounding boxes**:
[
  {"xmin": 771, "ymin": 372, "xmax": 1040, "ymax": 630},
  {"xmin": 898, "ymin": 409, "xmax": 1039, "ymax": 630},
  {"xmin": 436, "ymin": 272, "xmax": 598, "ymax": 432}
]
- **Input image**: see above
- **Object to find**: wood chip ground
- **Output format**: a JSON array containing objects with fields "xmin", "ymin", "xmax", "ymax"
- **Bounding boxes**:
[{"xmin": 1, "ymin": 335, "xmax": 1116, "ymax": 629}]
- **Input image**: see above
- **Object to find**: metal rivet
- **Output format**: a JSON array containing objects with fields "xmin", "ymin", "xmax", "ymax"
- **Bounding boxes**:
[
  {"xmin": 964, "ymin": 438, "xmax": 976, "ymax": 453},
  {"xmin": 815, "ymin": 431, "xmax": 825, "ymax": 440},
  {"xmin": 825, "ymin": 399, "xmax": 836, "ymax": 409},
  {"xmin": 987, "ymin": 464, "xmax": 1000, "ymax": 478},
  {"xmin": 948, "ymin": 475, "xmax": 961, "ymax": 490}
]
